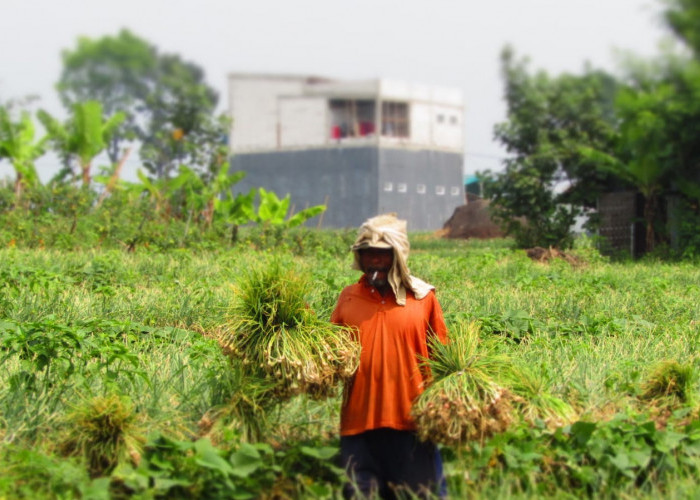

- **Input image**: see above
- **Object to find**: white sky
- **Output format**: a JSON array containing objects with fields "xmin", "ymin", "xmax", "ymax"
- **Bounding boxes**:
[{"xmin": 0, "ymin": 0, "xmax": 667, "ymax": 182}]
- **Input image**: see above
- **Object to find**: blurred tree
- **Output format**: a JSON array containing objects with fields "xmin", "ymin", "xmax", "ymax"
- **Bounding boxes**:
[
  {"xmin": 57, "ymin": 30, "xmax": 221, "ymax": 179},
  {"xmin": 38, "ymin": 101, "xmax": 125, "ymax": 186},
  {"xmin": 484, "ymin": 47, "xmax": 619, "ymax": 248},
  {"xmin": 57, "ymin": 30, "xmax": 156, "ymax": 164},
  {"xmin": 577, "ymin": 0, "xmax": 700, "ymax": 253},
  {"xmin": 665, "ymin": 0, "xmax": 700, "ymax": 57},
  {"xmin": 581, "ymin": 81, "xmax": 675, "ymax": 252},
  {"xmin": 0, "ymin": 106, "xmax": 46, "ymax": 201}
]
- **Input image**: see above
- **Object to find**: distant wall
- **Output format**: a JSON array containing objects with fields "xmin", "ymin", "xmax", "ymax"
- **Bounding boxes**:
[
  {"xmin": 232, "ymin": 147, "xmax": 379, "ymax": 229},
  {"xmin": 231, "ymin": 147, "xmax": 463, "ymax": 230},
  {"xmin": 377, "ymin": 149, "xmax": 464, "ymax": 230}
]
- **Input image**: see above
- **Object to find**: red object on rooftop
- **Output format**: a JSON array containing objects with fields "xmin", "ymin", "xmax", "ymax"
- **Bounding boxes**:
[{"xmin": 359, "ymin": 122, "xmax": 374, "ymax": 136}]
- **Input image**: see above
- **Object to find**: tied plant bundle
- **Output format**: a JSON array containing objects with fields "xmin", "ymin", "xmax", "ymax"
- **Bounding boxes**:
[
  {"xmin": 219, "ymin": 262, "xmax": 360, "ymax": 401},
  {"xmin": 411, "ymin": 321, "xmax": 516, "ymax": 446}
]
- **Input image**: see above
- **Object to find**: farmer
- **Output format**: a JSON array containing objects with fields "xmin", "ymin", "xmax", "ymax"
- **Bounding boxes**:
[{"xmin": 331, "ymin": 213, "xmax": 448, "ymax": 499}]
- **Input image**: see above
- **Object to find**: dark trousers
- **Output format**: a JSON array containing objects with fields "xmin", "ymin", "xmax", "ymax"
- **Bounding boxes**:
[{"xmin": 340, "ymin": 428, "xmax": 446, "ymax": 499}]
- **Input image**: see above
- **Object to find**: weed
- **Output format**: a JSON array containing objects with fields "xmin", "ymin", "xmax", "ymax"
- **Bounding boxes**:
[
  {"xmin": 61, "ymin": 393, "xmax": 143, "ymax": 477},
  {"xmin": 641, "ymin": 360, "xmax": 697, "ymax": 404}
]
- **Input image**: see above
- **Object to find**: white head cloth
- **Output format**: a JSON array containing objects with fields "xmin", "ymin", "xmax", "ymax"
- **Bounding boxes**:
[{"xmin": 351, "ymin": 213, "xmax": 434, "ymax": 306}]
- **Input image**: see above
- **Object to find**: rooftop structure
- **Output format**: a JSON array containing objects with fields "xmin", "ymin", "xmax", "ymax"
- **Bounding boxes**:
[{"xmin": 228, "ymin": 73, "xmax": 465, "ymax": 230}]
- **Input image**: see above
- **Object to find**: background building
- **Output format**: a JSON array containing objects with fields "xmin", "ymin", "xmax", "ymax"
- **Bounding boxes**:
[{"xmin": 228, "ymin": 73, "xmax": 465, "ymax": 230}]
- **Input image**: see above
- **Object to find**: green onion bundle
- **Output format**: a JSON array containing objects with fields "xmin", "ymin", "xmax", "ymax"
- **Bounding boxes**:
[
  {"xmin": 411, "ymin": 321, "xmax": 515, "ymax": 446},
  {"xmin": 218, "ymin": 263, "xmax": 360, "ymax": 401}
]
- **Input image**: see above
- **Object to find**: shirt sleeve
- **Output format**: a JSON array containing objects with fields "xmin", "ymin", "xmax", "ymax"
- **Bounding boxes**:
[
  {"xmin": 330, "ymin": 288, "xmax": 347, "ymax": 325},
  {"xmin": 427, "ymin": 291, "xmax": 448, "ymax": 344}
]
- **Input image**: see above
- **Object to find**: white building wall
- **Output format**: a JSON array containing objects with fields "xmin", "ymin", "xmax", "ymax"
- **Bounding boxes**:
[
  {"xmin": 304, "ymin": 79, "xmax": 379, "ymax": 98},
  {"xmin": 279, "ymin": 97, "xmax": 327, "ymax": 147},
  {"xmin": 432, "ymin": 104, "xmax": 464, "ymax": 150},
  {"xmin": 410, "ymin": 103, "xmax": 432, "ymax": 145},
  {"xmin": 228, "ymin": 76, "xmax": 305, "ymax": 151},
  {"xmin": 228, "ymin": 74, "xmax": 465, "ymax": 153}
]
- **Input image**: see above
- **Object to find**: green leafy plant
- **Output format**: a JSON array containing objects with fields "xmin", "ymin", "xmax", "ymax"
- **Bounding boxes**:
[
  {"xmin": 38, "ymin": 101, "xmax": 125, "ymax": 186},
  {"xmin": 253, "ymin": 187, "xmax": 326, "ymax": 228},
  {"xmin": 0, "ymin": 107, "xmax": 46, "ymax": 202}
]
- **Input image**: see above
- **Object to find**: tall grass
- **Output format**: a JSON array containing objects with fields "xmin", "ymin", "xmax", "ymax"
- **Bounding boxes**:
[{"xmin": 1, "ymin": 236, "xmax": 699, "ymax": 498}]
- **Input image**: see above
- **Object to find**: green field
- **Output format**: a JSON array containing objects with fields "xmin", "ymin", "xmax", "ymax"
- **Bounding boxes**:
[{"xmin": 1, "ymin": 234, "xmax": 700, "ymax": 499}]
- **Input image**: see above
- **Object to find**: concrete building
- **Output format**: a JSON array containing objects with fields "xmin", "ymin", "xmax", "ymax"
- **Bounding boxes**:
[{"xmin": 228, "ymin": 73, "xmax": 465, "ymax": 230}]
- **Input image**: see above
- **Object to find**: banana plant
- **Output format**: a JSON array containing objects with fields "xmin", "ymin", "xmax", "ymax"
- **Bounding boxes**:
[
  {"xmin": 137, "ymin": 169, "xmax": 174, "ymax": 217},
  {"xmin": 38, "ymin": 101, "xmax": 125, "ymax": 186},
  {"xmin": 254, "ymin": 187, "xmax": 326, "ymax": 228},
  {"xmin": 214, "ymin": 187, "xmax": 256, "ymax": 244},
  {"xmin": 0, "ymin": 108, "xmax": 46, "ymax": 202}
]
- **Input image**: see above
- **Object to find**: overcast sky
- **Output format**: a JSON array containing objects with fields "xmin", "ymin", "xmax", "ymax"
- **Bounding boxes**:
[{"xmin": 1, "ymin": 0, "xmax": 668, "ymax": 182}]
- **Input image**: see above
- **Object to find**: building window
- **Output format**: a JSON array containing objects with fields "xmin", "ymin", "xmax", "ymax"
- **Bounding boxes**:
[
  {"xmin": 383, "ymin": 182, "xmax": 393, "ymax": 192},
  {"xmin": 436, "ymin": 114, "xmax": 445, "ymax": 124},
  {"xmin": 449, "ymin": 115, "xmax": 459, "ymax": 125},
  {"xmin": 397, "ymin": 183, "xmax": 407, "ymax": 193},
  {"xmin": 436, "ymin": 185, "xmax": 445, "ymax": 196},
  {"xmin": 329, "ymin": 99, "xmax": 376, "ymax": 139},
  {"xmin": 450, "ymin": 186, "xmax": 461, "ymax": 196},
  {"xmin": 381, "ymin": 101, "xmax": 409, "ymax": 138},
  {"xmin": 416, "ymin": 184, "xmax": 426, "ymax": 194}
]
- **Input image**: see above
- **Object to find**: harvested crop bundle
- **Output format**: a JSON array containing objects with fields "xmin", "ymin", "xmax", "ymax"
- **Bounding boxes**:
[
  {"xmin": 412, "ymin": 321, "xmax": 516, "ymax": 446},
  {"xmin": 218, "ymin": 262, "xmax": 360, "ymax": 400}
]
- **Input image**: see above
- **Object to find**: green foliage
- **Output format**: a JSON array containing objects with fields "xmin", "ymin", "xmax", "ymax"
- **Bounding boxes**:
[
  {"xmin": 56, "ymin": 29, "xmax": 220, "ymax": 175},
  {"xmin": 665, "ymin": 0, "xmax": 700, "ymax": 57},
  {"xmin": 0, "ymin": 228, "xmax": 700, "ymax": 498},
  {"xmin": 0, "ymin": 446, "xmax": 91, "ymax": 499},
  {"xmin": 38, "ymin": 101, "xmax": 125, "ymax": 186},
  {"xmin": 641, "ymin": 360, "xmax": 697, "ymax": 404},
  {"xmin": 675, "ymin": 195, "xmax": 700, "ymax": 259},
  {"xmin": 253, "ymin": 187, "xmax": 326, "ymax": 228},
  {"xmin": 488, "ymin": 1, "xmax": 700, "ymax": 256},
  {"xmin": 57, "ymin": 29, "xmax": 222, "ymax": 178},
  {"xmin": 0, "ymin": 165, "xmax": 334, "ymax": 254},
  {"xmin": 57, "ymin": 29, "xmax": 156, "ymax": 163},
  {"xmin": 452, "ymin": 414, "xmax": 700, "ymax": 497},
  {"xmin": 0, "ymin": 106, "xmax": 46, "ymax": 200},
  {"xmin": 485, "ymin": 47, "xmax": 619, "ymax": 249},
  {"xmin": 112, "ymin": 432, "xmax": 343, "ymax": 499}
]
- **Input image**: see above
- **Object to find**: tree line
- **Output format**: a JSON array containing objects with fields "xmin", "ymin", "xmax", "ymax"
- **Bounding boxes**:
[
  {"xmin": 0, "ymin": 30, "xmax": 324, "ymax": 249},
  {"xmin": 2, "ymin": 2, "xmax": 700, "ymax": 257},
  {"xmin": 483, "ymin": 0, "xmax": 700, "ymax": 258}
]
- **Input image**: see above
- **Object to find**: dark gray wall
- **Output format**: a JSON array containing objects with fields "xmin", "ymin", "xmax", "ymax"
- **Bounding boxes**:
[
  {"xmin": 377, "ymin": 149, "xmax": 464, "ymax": 230},
  {"xmin": 231, "ymin": 147, "xmax": 464, "ymax": 230}
]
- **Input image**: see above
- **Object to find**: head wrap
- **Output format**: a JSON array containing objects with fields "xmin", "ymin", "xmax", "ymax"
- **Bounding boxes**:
[{"xmin": 351, "ymin": 213, "xmax": 434, "ymax": 306}]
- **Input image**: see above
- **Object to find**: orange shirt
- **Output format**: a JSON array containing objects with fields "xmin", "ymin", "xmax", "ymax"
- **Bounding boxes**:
[{"xmin": 331, "ymin": 276, "xmax": 448, "ymax": 436}]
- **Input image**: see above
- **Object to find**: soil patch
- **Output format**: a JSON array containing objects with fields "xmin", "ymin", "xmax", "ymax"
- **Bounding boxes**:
[{"xmin": 442, "ymin": 197, "xmax": 504, "ymax": 239}]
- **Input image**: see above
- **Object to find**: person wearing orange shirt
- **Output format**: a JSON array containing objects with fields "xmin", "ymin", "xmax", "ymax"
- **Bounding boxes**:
[{"xmin": 331, "ymin": 213, "xmax": 448, "ymax": 500}]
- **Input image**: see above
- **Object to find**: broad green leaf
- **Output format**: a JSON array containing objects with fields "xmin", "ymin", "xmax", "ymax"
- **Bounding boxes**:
[
  {"xmin": 194, "ymin": 439, "xmax": 234, "ymax": 475},
  {"xmin": 570, "ymin": 421, "xmax": 597, "ymax": 446},
  {"xmin": 229, "ymin": 442, "xmax": 263, "ymax": 478},
  {"xmin": 300, "ymin": 445, "xmax": 338, "ymax": 460}
]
